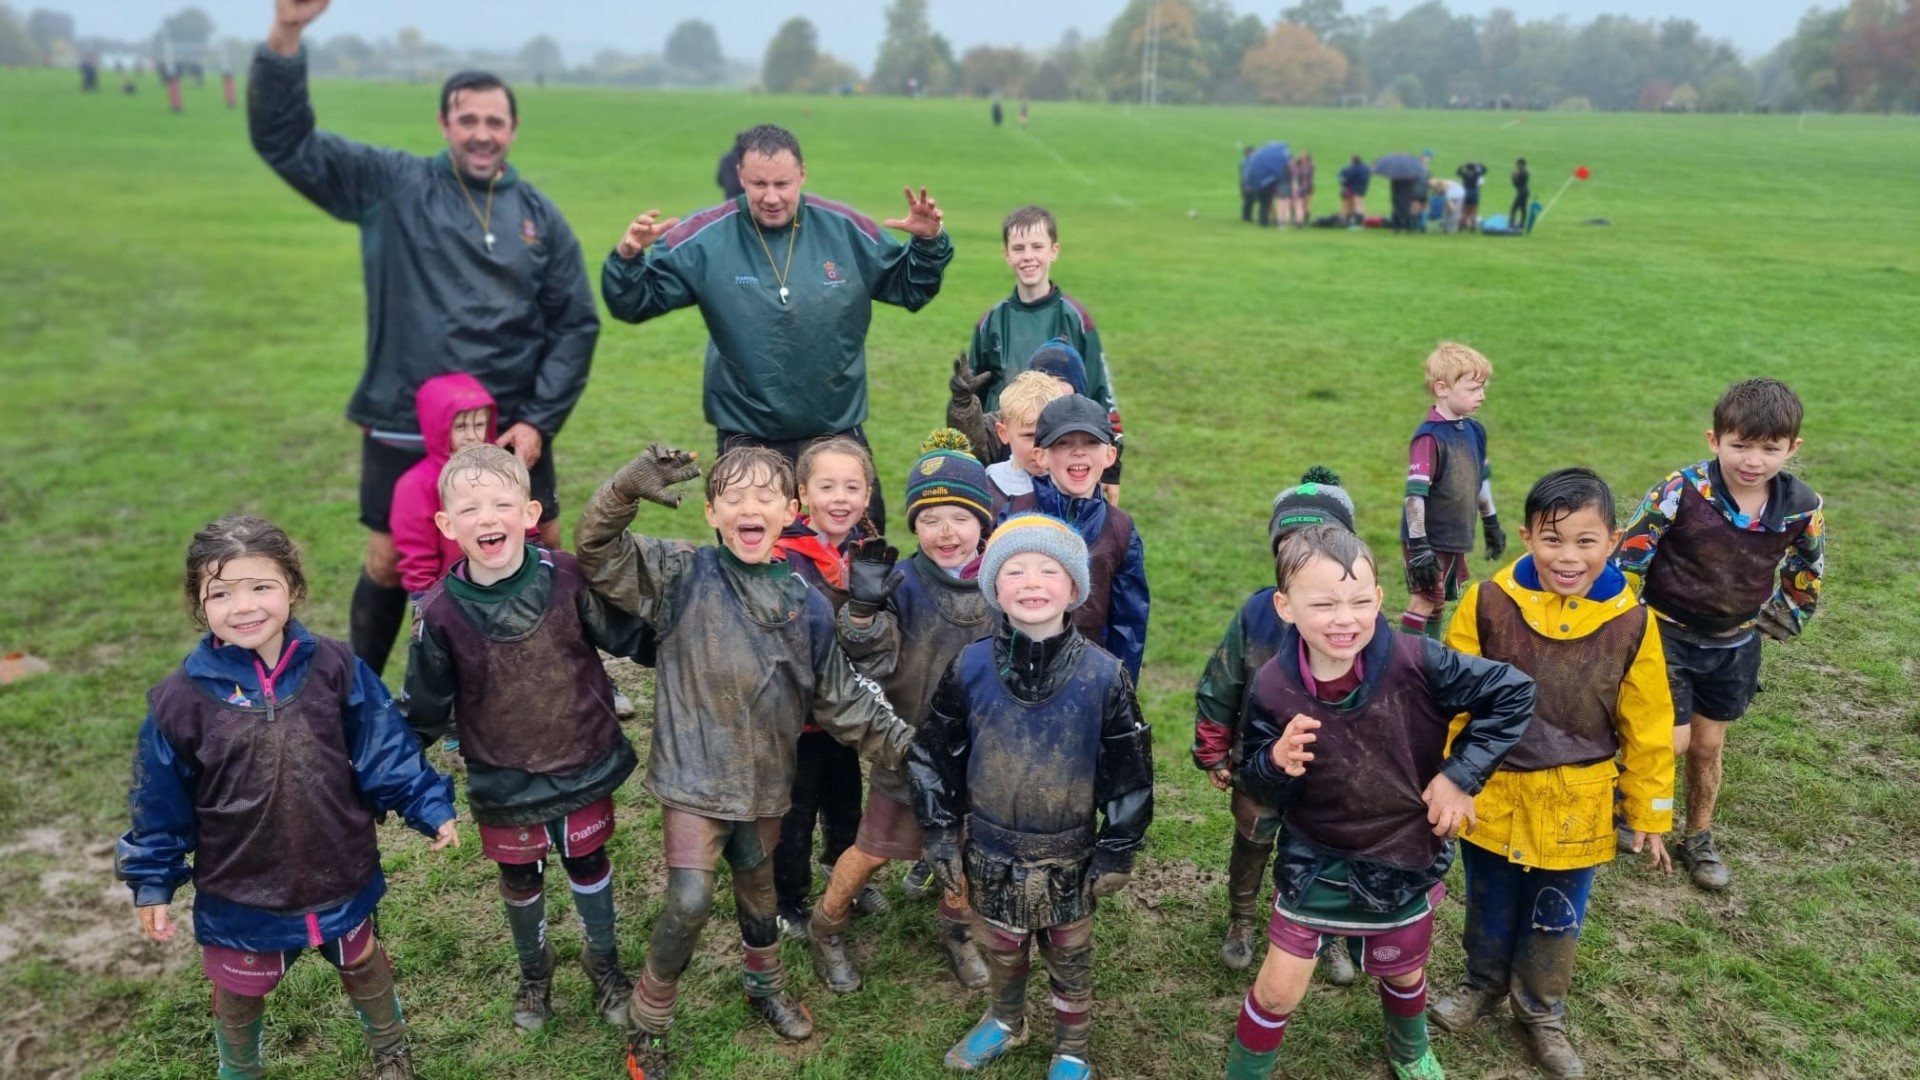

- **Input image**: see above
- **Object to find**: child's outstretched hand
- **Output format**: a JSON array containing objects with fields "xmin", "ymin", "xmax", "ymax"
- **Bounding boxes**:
[
  {"xmin": 611, "ymin": 444, "xmax": 701, "ymax": 508},
  {"xmin": 137, "ymin": 903, "xmax": 176, "ymax": 943},
  {"xmin": 949, "ymin": 354, "xmax": 992, "ymax": 406},
  {"xmin": 430, "ymin": 818, "xmax": 461, "ymax": 851},
  {"xmin": 1269, "ymin": 715, "xmax": 1320, "ymax": 777},
  {"xmin": 1421, "ymin": 772, "xmax": 1476, "ymax": 838},
  {"xmin": 846, "ymin": 537, "xmax": 902, "ymax": 620},
  {"xmin": 1208, "ymin": 766, "xmax": 1233, "ymax": 792},
  {"xmin": 1630, "ymin": 831, "xmax": 1672, "ymax": 874}
]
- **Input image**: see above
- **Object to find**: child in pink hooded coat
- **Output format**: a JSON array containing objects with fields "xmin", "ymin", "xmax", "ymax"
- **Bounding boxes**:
[{"xmin": 392, "ymin": 373, "xmax": 528, "ymax": 595}]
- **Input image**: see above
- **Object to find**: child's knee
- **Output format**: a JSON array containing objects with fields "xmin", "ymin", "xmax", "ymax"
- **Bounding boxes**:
[
  {"xmin": 1381, "ymin": 965, "xmax": 1426, "ymax": 989},
  {"xmin": 1251, "ymin": 952, "xmax": 1314, "ymax": 1014},
  {"xmin": 558, "ymin": 849, "xmax": 611, "ymax": 889},
  {"xmin": 213, "ymin": 986, "xmax": 268, "ymax": 1023},
  {"xmin": 661, "ymin": 869, "xmax": 717, "ymax": 931},
  {"xmin": 496, "ymin": 859, "xmax": 544, "ymax": 902}
]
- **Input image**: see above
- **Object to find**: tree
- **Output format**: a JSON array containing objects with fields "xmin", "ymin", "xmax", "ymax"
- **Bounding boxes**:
[
  {"xmin": 763, "ymin": 17, "xmax": 820, "ymax": 92},
  {"xmin": 519, "ymin": 34, "xmax": 563, "ymax": 81},
  {"xmin": 664, "ymin": 19, "xmax": 723, "ymax": 85},
  {"xmin": 872, "ymin": 0, "xmax": 956, "ymax": 95},
  {"xmin": 1242, "ymin": 22, "xmax": 1349, "ymax": 104},
  {"xmin": 1096, "ymin": 0, "xmax": 1212, "ymax": 104},
  {"xmin": 26, "ymin": 7, "xmax": 71, "ymax": 63},
  {"xmin": 960, "ymin": 45, "xmax": 1032, "ymax": 97},
  {"xmin": 157, "ymin": 6, "xmax": 214, "ymax": 50},
  {"xmin": 1193, "ymin": 2, "xmax": 1266, "ymax": 102},
  {"xmin": 1702, "ymin": 65, "xmax": 1757, "ymax": 111},
  {"xmin": 1361, "ymin": 1, "xmax": 1482, "ymax": 104},
  {"xmin": 0, "ymin": 4, "xmax": 33, "ymax": 64}
]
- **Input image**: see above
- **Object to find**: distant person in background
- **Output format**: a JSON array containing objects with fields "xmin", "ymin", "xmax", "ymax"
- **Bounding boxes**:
[
  {"xmin": 991, "ymin": 101, "xmax": 1003, "ymax": 126},
  {"xmin": 81, "ymin": 58, "xmax": 99, "ymax": 92},
  {"xmin": 1510, "ymin": 158, "xmax": 1532, "ymax": 229},
  {"xmin": 1292, "ymin": 152, "xmax": 1315, "ymax": 227},
  {"xmin": 1408, "ymin": 150, "xmax": 1434, "ymax": 233},
  {"xmin": 1240, "ymin": 147, "xmax": 1259, "ymax": 225},
  {"xmin": 1389, "ymin": 175, "xmax": 1419, "ymax": 233},
  {"xmin": 1430, "ymin": 178, "xmax": 1465, "ymax": 234},
  {"xmin": 1019, "ymin": 100, "xmax": 1029, "ymax": 128},
  {"xmin": 250, "ymin": 0, "xmax": 600, "ymax": 678},
  {"xmin": 716, "ymin": 134, "xmax": 744, "ymax": 200},
  {"xmin": 1339, "ymin": 154, "xmax": 1370, "ymax": 226},
  {"xmin": 1457, "ymin": 161, "xmax": 1487, "ymax": 232}
]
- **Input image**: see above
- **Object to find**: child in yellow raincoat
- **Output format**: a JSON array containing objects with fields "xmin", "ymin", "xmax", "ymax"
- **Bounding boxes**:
[{"xmin": 1430, "ymin": 468, "xmax": 1676, "ymax": 1080}]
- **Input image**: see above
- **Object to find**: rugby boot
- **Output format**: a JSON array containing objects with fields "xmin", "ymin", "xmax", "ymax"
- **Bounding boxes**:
[
  {"xmin": 1520, "ymin": 1022, "xmax": 1587, "ymax": 1078},
  {"xmin": 1048, "ymin": 1053, "xmax": 1094, "ymax": 1079},
  {"xmin": 1426, "ymin": 984, "xmax": 1502, "ymax": 1033},
  {"xmin": 851, "ymin": 883, "xmax": 892, "ymax": 916},
  {"xmin": 1675, "ymin": 830, "xmax": 1732, "ymax": 890},
  {"xmin": 747, "ymin": 990, "xmax": 815, "ymax": 1041},
  {"xmin": 581, "ymin": 948, "xmax": 633, "ymax": 1028},
  {"xmin": 626, "ymin": 1030, "xmax": 671, "ymax": 1080},
  {"xmin": 944, "ymin": 1013, "xmax": 1029, "ymax": 1070},
  {"xmin": 511, "ymin": 943, "xmax": 555, "ymax": 1032},
  {"xmin": 371, "ymin": 1045, "xmax": 416, "ymax": 1080},
  {"xmin": 1389, "ymin": 1047, "xmax": 1447, "ymax": 1080},
  {"xmin": 1320, "ymin": 936, "xmax": 1357, "ymax": 987},
  {"xmin": 1220, "ymin": 917, "xmax": 1256, "ymax": 971},
  {"xmin": 808, "ymin": 906, "xmax": 862, "ymax": 994},
  {"xmin": 775, "ymin": 902, "xmax": 811, "ymax": 941},
  {"xmin": 940, "ymin": 915, "xmax": 991, "ymax": 990},
  {"xmin": 902, "ymin": 858, "xmax": 940, "ymax": 901},
  {"xmin": 1222, "ymin": 834, "xmax": 1271, "ymax": 971}
]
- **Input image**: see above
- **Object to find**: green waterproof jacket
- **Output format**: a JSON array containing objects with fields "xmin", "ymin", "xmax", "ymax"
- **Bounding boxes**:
[
  {"xmin": 601, "ymin": 196, "xmax": 953, "ymax": 441},
  {"xmin": 248, "ymin": 46, "xmax": 600, "ymax": 439},
  {"xmin": 965, "ymin": 285, "xmax": 1116, "ymax": 422}
]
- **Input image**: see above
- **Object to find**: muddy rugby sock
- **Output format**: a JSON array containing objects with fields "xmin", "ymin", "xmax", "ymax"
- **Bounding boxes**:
[
  {"xmin": 568, "ymin": 865, "xmax": 620, "ymax": 956},
  {"xmin": 212, "ymin": 988, "xmax": 267, "ymax": 1080},
  {"xmin": 1379, "ymin": 974, "xmax": 1431, "ymax": 1064},
  {"xmin": 349, "ymin": 571, "xmax": 408, "ymax": 676}
]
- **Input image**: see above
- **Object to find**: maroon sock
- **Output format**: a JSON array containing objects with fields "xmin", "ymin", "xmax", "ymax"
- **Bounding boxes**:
[
  {"xmin": 1400, "ymin": 610, "xmax": 1429, "ymax": 635},
  {"xmin": 1234, "ymin": 993, "xmax": 1290, "ymax": 1054},
  {"xmin": 1379, "ymin": 973, "xmax": 1428, "ymax": 1017}
]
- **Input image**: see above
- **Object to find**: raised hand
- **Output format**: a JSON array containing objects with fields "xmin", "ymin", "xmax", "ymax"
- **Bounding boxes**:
[
  {"xmin": 268, "ymin": 0, "xmax": 329, "ymax": 55},
  {"xmin": 1269, "ymin": 714, "xmax": 1321, "ymax": 777},
  {"xmin": 617, "ymin": 209, "xmax": 682, "ymax": 259},
  {"xmin": 949, "ymin": 353, "xmax": 993, "ymax": 406},
  {"xmin": 845, "ymin": 537, "xmax": 902, "ymax": 619},
  {"xmin": 883, "ymin": 186, "xmax": 944, "ymax": 238},
  {"xmin": 611, "ymin": 444, "xmax": 701, "ymax": 508}
]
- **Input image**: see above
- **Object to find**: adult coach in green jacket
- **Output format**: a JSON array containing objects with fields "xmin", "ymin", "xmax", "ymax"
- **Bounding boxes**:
[
  {"xmin": 249, "ymin": 0, "xmax": 599, "ymax": 677},
  {"xmin": 602, "ymin": 124, "xmax": 952, "ymax": 533}
]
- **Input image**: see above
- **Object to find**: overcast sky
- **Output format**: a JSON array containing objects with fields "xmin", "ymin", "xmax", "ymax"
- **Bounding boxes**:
[{"xmin": 71, "ymin": 0, "xmax": 1814, "ymax": 66}]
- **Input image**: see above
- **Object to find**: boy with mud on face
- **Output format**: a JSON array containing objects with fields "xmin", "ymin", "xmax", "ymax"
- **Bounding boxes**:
[
  {"xmin": 907, "ymin": 513, "xmax": 1154, "ymax": 1080},
  {"xmin": 1225, "ymin": 525, "xmax": 1534, "ymax": 1080},
  {"xmin": 572, "ymin": 444, "xmax": 914, "ymax": 1080}
]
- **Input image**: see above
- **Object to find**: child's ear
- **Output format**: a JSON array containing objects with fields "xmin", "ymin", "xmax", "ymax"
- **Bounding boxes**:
[
  {"xmin": 994, "ymin": 418, "xmax": 1010, "ymax": 441},
  {"xmin": 434, "ymin": 511, "xmax": 455, "ymax": 540},
  {"xmin": 1100, "ymin": 443, "xmax": 1118, "ymax": 467},
  {"xmin": 703, "ymin": 502, "xmax": 720, "ymax": 530},
  {"xmin": 1272, "ymin": 590, "xmax": 1293, "ymax": 625},
  {"xmin": 1787, "ymin": 436, "xmax": 1804, "ymax": 458},
  {"xmin": 1704, "ymin": 428, "xmax": 1720, "ymax": 453},
  {"xmin": 786, "ymin": 498, "xmax": 801, "ymax": 519},
  {"xmin": 1606, "ymin": 526, "xmax": 1625, "ymax": 551},
  {"xmin": 523, "ymin": 499, "xmax": 542, "ymax": 527}
]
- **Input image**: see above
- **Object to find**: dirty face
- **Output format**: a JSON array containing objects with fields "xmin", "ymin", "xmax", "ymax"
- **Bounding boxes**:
[
  {"xmin": 435, "ymin": 467, "xmax": 539, "ymax": 585},
  {"xmin": 1002, "ymin": 223, "xmax": 1059, "ymax": 292},
  {"xmin": 1521, "ymin": 504, "xmax": 1620, "ymax": 598},
  {"xmin": 199, "ymin": 555, "xmax": 294, "ymax": 663},
  {"xmin": 448, "ymin": 407, "xmax": 491, "ymax": 453},
  {"xmin": 739, "ymin": 150, "xmax": 805, "ymax": 229},
  {"xmin": 995, "ymin": 551, "xmax": 1075, "ymax": 636},
  {"xmin": 914, "ymin": 505, "xmax": 983, "ymax": 571},
  {"xmin": 705, "ymin": 467, "xmax": 799, "ymax": 564},
  {"xmin": 1040, "ymin": 431, "xmax": 1116, "ymax": 499},
  {"xmin": 439, "ymin": 86, "xmax": 517, "ymax": 181},
  {"xmin": 996, "ymin": 415, "xmax": 1047, "ymax": 477},
  {"xmin": 1433, "ymin": 374, "xmax": 1487, "ymax": 419},
  {"xmin": 1273, "ymin": 554, "xmax": 1381, "ymax": 671},
  {"xmin": 1706, "ymin": 428, "xmax": 1801, "ymax": 500},
  {"xmin": 800, "ymin": 451, "xmax": 871, "ymax": 548}
]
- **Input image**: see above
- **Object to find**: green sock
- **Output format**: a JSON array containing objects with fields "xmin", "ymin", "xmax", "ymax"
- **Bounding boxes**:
[
  {"xmin": 213, "ymin": 1014, "xmax": 265, "ymax": 1080},
  {"xmin": 1226, "ymin": 1040, "xmax": 1281, "ymax": 1080},
  {"xmin": 571, "ymin": 880, "xmax": 619, "ymax": 956},
  {"xmin": 1382, "ymin": 1001, "xmax": 1431, "ymax": 1064}
]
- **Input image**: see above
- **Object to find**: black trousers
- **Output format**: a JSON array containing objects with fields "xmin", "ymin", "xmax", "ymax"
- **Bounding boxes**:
[
  {"xmin": 1510, "ymin": 191, "xmax": 1530, "ymax": 228},
  {"xmin": 1390, "ymin": 178, "xmax": 1417, "ymax": 232},
  {"xmin": 716, "ymin": 425, "xmax": 887, "ymax": 536},
  {"xmin": 774, "ymin": 729, "xmax": 863, "ymax": 910}
]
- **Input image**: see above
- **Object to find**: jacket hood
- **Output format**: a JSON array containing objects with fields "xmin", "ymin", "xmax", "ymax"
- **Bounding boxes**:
[{"xmin": 415, "ymin": 372, "xmax": 498, "ymax": 462}]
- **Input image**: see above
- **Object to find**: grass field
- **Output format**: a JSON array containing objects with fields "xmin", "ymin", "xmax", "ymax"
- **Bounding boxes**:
[{"xmin": 2, "ymin": 67, "xmax": 1918, "ymax": 1079}]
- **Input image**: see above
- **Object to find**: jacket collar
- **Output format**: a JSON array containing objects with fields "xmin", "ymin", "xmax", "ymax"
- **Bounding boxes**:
[
  {"xmin": 911, "ymin": 549, "xmax": 981, "ymax": 586},
  {"xmin": 184, "ymin": 619, "xmax": 317, "ymax": 696},
  {"xmin": 1029, "ymin": 477, "xmax": 1109, "ymax": 543},
  {"xmin": 1007, "ymin": 283, "xmax": 1061, "ymax": 311},
  {"xmin": 436, "ymin": 150, "xmax": 520, "ymax": 191},
  {"xmin": 1510, "ymin": 555, "xmax": 1627, "ymax": 602},
  {"xmin": 1276, "ymin": 614, "xmax": 1396, "ymax": 708},
  {"xmin": 1494, "ymin": 558, "xmax": 1639, "ymax": 637}
]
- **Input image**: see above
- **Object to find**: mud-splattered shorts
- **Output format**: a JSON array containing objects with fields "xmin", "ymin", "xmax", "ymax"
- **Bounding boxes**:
[
  {"xmin": 1267, "ymin": 884, "xmax": 1444, "ymax": 978},
  {"xmin": 854, "ymin": 787, "xmax": 924, "ymax": 861},
  {"xmin": 201, "ymin": 916, "xmax": 376, "ymax": 997},
  {"xmin": 661, "ymin": 805, "xmax": 783, "ymax": 871},
  {"xmin": 478, "ymin": 797, "xmax": 615, "ymax": 864}
]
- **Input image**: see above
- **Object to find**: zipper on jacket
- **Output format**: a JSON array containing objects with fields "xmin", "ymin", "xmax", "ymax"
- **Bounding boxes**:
[{"xmin": 250, "ymin": 639, "xmax": 300, "ymax": 722}]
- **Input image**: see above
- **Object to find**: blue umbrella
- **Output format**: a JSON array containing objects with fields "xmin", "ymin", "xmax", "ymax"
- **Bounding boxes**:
[
  {"xmin": 1245, "ymin": 141, "xmax": 1291, "ymax": 189},
  {"xmin": 1372, "ymin": 153, "xmax": 1426, "ymax": 181}
]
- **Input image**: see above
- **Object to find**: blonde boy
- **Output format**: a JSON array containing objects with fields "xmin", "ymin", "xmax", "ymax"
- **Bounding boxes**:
[{"xmin": 1400, "ymin": 343, "xmax": 1505, "ymax": 638}]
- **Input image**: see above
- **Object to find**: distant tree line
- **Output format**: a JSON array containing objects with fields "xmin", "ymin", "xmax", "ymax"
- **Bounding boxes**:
[{"xmin": 3, "ymin": 1, "xmax": 1913, "ymax": 114}]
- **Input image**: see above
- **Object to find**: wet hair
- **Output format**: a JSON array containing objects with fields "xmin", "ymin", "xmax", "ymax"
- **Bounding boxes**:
[
  {"xmin": 796, "ymin": 435, "xmax": 876, "ymax": 489},
  {"xmin": 1712, "ymin": 378, "xmax": 1803, "ymax": 442},
  {"xmin": 1001, "ymin": 205, "xmax": 1059, "ymax": 245},
  {"xmin": 737, "ymin": 124, "xmax": 803, "ymax": 166},
  {"xmin": 997, "ymin": 370, "xmax": 1070, "ymax": 427},
  {"xmin": 438, "ymin": 443, "xmax": 531, "ymax": 505},
  {"xmin": 184, "ymin": 516, "xmax": 308, "ymax": 627},
  {"xmin": 1524, "ymin": 468, "xmax": 1616, "ymax": 533},
  {"xmin": 439, "ymin": 71, "xmax": 516, "ymax": 122},
  {"xmin": 707, "ymin": 445, "xmax": 797, "ymax": 502},
  {"xmin": 1274, "ymin": 524, "xmax": 1378, "ymax": 593},
  {"xmin": 1423, "ymin": 341, "xmax": 1493, "ymax": 389}
]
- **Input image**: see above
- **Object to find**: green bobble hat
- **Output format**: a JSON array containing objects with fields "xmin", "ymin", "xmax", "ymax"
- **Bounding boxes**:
[{"xmin": 1269, "ymin": 466, "xmax": 1357, "ymax": 552}]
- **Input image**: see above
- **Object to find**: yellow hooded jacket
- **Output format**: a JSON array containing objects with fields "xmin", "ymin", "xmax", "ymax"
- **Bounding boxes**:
[{"xmin": 1446, "ymin": 559, "xmax": 1675, "ymax": 870}]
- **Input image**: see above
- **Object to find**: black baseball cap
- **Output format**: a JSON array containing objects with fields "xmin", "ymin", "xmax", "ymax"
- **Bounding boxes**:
[{"xmin": 1035, "ymin": 394, "xmax": 1114, "ymax": 448}]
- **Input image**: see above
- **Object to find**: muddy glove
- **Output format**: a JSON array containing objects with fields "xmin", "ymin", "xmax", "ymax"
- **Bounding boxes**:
[
  {"xmin": 949, "ymin": 353, "xmax": 993, "ymax": 406},
  {"xmin": 611, "ymin": 444, "xmax": 701, "ymax": 508},
  {"xmin": 924, "ymin": 828, "xmax": 965, "ymax": 897},
  {"xmin": 1087, "ymin": 852, "xmax": 1132, "ymax": 899},
  {"xmin": 1482, "ymin": 514, "xmax": 1507, "ymax": 561},
  {"xmin": 1405, "ymin": 536, "xmax": 1442, "ymax": 593},
  {"xmin": 846, "ymin": 537, "xmax": 902, "ymax": 620}
]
